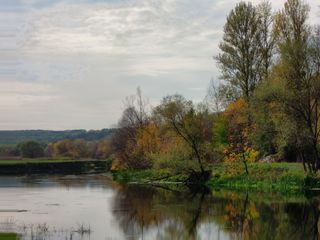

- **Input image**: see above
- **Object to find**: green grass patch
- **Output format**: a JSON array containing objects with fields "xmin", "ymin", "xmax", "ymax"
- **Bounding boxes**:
[
  {"xmin": 112, "ymin": 162, "xmax": 320, "ymax": 193},
  {"xmin": 112, "ymin": 169, "xmax": 188, "ymax": 183},
  {"xmin": 208, "ymin": 162, "xmax": 313, "ymax": 191},
  {"xmin": 0, "ymin": 233, "xmax": 20, "ymax": 240}
]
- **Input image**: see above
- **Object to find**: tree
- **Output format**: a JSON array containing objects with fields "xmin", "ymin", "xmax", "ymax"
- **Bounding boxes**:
[
  {"xmin": 135, "ymin": 123, "xmax": 162, "ymax": 157},
  {"xmin": 0, "ymin": 145, "xmax": 19, "ymax": 157},
  {"xmin": 271, "ymin": 0, "xmax": 320, "ymax": 172},
  {"xmin": 257, "ymin": 1, "xmax": 276, "ymax": 80},
  {"xmin": 69, "ymin": 139, "xmax": 88, "ymax": 159},
  {"xmin": 52, "ymin": 139, "xmax": 72, "ymax": 157},
  {"xmin": 95, "ymin": 139, "xmax": 112, "ymax": 159},
  {"xmin": 250, "ymin": 90, "xmax": 277, "ymax": 157},
  {"xmin": 122, "ymin": 87, "xmax": 149, "ymax": 129},
  {"xmin": 111, "ymin": 87, "xmax": 151, "ymax": 169},
  {"xmin": 204, "ymin": 79, "xmax": 240, "ymax": 113},
  {"xmin": 223, "ymin": 99, "xmax": 259, "ymax": 174},
  {"xmin": 154, "ymin": 95, "xmax": 214, "ymax": 180},
  {"xmin": 216, "ymin": 2, "xmax": 263, "ymax": 100},
  {"xmin": 18, "ymin": 141, "xmax": 45, "ymax": 158},
  {"xmin": 273, "ymin": 0, "xmax": 310, "ymax": 47}
]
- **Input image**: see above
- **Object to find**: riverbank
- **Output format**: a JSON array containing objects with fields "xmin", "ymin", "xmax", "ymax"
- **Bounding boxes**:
[
  {"xmin": 208, "ymin": 162, "xmax": 311, "ymax": 191},
  {"xmin": 111, "ymin": 168, "xmax": 188, "ymax": 183},
  {"xmin": 1, "ymin": 160, "xmax": 319, "ymax": 191},
  {"xmin": 111, "ymin": 162, "xmax": 320, "ymax": 192},
  {"xmin": 0, "ymin": 159, "xmax": 111, "ymax": 175}
]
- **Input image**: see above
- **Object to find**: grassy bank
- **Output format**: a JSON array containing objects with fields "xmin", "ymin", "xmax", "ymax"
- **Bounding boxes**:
[
  {"xmin": 2, "ymin": 159, "xmax": 318, "ymax": 191},
  {"xmin": 0, "ymin": 158, "xmax": 111, "ymax": 175},
  {"xmin": 208, "ymin": 162, "xmax": 316, "ymax": 191},
  {"xmin": 112, "ymin": 162, "xmax": 320, "ymax": 192},
  {"xmin": 111, "ymin": 169, "xmax": 188, "ymax": 183}
]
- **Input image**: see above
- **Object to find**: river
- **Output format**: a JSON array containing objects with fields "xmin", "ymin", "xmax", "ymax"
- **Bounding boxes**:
[{"xmin": 0, "ymin": 175, "xmax": 319, "ymax": 240}]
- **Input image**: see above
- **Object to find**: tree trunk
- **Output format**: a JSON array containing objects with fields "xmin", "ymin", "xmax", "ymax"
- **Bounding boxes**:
[
  {"xmin": 192, "ymin": 142, "xmax": 205, "ymax": 175},
  {"xmin": 242, "ymin": 152, "xmax": 249, "ymax": 175},
  {"xmin": 243, "ymin": 160, "xmax": 249, "ymax": 175},
  {"xmin": 313, "ymin": 139, "xmax": 320, "ymax": 172}
]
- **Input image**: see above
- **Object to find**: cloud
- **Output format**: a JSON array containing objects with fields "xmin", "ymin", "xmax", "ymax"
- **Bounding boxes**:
[
  {"xmin": 18, "ymin": 0, "xmax": 221, "ymax": 55},
  {"xmin": 0, "ymin": 0, "xmax": 319, "ymax": 130}
]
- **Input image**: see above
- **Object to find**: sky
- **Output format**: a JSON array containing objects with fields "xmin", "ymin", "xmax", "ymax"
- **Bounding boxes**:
[{"xmin": 0, "ymin": 0, "xmax": 319, "ymax": 130}]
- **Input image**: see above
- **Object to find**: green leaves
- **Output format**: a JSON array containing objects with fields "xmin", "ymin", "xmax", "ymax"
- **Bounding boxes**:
[{"xmin": 216, "ymin": 1, "xmax": 273, "ymax": 99}]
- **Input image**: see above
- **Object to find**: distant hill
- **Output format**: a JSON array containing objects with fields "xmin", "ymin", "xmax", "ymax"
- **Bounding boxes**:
[{"xmin": 0, "ymin": 129, "xmax": 115, "ymax": 145}]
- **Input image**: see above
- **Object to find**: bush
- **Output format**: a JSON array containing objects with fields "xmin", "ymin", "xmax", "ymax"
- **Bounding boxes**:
[
  {"xmin": 18, "ymin": 141, "xmax": 45, "ymax": 158},
  {"xmin": 150, "ymin": 140, "xmax": 196, "ymax": 174}
]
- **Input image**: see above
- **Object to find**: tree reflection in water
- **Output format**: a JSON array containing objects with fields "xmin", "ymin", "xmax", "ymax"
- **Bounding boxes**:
[
  {"xmin": 1, "ymin": 176, "xmax": 320, "ymax": 239},
  {"xmin": 112, "ymin": 184, "xmax": 320, "ymax": 240}
]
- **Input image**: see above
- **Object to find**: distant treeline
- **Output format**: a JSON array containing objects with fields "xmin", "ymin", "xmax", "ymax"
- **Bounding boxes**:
[
  {"xmin": 0, "ymin": 138, "xmax": 112, "ymax": 160},
  {"xmin": 0, "ymin": 129, "xmax": 115, "ymax": 145}
]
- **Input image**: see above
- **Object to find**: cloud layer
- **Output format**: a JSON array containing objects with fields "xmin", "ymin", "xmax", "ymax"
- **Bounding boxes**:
[{"xmin": 0, "ymin": 0, "xmax": 319, "ymax": 130}]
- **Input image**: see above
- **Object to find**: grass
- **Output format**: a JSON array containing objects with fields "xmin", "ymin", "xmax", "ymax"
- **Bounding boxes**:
[
  {"xmin": 0, "ymin": 233, "xmax": 19, "ymax": 240},
  {"xmin": 208, "ymin": 162, "xmax": 310, "ymax": 191},
  {"xmin": 112, "ymin": 169, "xmax": 188, "ymax": 183},
  {"xmin": 2, "ymin": 158, "xmax": 315, "ymax": 192},
  {"xmin": 112, "ymin": 162, "xmax": 320, "ymax": 192}
]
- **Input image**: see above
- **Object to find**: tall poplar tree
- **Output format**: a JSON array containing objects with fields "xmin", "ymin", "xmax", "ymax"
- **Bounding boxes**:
[{"xmin": 216, "ymin": 2, "xmax": 262, "ymax": 100}]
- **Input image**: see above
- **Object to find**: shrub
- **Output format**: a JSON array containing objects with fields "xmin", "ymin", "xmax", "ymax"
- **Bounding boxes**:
[{"xmin": 18, "ymin": 141, "xmax": 45, "ymax": 158}]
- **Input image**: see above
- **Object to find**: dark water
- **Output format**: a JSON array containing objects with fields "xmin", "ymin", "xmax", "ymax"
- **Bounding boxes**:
[{"xmin": 0, "ymin": 175, "xmax": 319, "ymax": 240}]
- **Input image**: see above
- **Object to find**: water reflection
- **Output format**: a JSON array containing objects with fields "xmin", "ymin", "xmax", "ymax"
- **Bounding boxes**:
[
  {"xmin": 113, "ymin": 184, "xmax": 320, "ymax": 240},
  {"xmin": 0, "ymin": 175, "xmax": 319, "ymax": 239}
]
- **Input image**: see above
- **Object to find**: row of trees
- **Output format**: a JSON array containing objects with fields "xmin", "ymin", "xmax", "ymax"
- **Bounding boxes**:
[
  {"xmin": 213, "ymin": 0, "xmax": 320, "ymax": 173},
  {"xmin": 0, "ymin": 129, "xmax": 114, "ymax": 145},
  {"xmin": 110, "ymin": 0, "xmax": 320, "ymax": 176},
  {"xmin": 0, "ymin": 139, "xmax": 111, "ymax": 160},
  {"xmin": 110, "ymin": 89, "xmax": 217, "ymax": 180},
  {"xmin": 49, "ymin": 139, "xmax": 111, "ymax": 159}
]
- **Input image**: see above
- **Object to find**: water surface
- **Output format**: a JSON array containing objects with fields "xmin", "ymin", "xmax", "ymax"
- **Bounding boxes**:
[{"xmin": 0, "ymin": 175, "xmax": 319, "ymax": 240}]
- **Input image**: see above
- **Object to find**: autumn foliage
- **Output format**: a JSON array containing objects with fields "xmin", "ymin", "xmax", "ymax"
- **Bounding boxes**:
[{"xmin": 223, "ymin": 99, "xmax": 259, "ymax": 167}]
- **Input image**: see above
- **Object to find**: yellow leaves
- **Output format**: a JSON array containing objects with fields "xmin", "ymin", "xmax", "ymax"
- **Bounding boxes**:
[
  {"xmin": 224, "ymin": 98, "xmax": 248, "ymax": 123},
  {"xmin": 96, "ymin": 139, "xmax": 111, "ymax": 159},
  {"xmin": 245, "ymin": 147, "xmax": 259, "ymax": 163},
  {"xmin": 223, "ymin": 149, "xmax": 238, "ymax": 162},
  {"xmin": 52, "ymin": 139, "xmax": 71, "ymax": 157},
  {"xmin": 222, "ymin": 98, "xmax": 260, "ymax": 165},
  {"xmin": 136, "ymin": 123, "xmax": 161, "ymax": 155},
  {"xmin": 135, "ymin": 123, "xmax": 189, "ymax": 159},
  {"xmin": 224, "ymin": 146, "xmax": 259, "ymax": 163},
  {"xmin": 111, "ymin": 157, "xmax": 127, "ymax": 171},
  {"xmin": 225, "ymin": 98, "xmax": 247, "ymax": 111}
]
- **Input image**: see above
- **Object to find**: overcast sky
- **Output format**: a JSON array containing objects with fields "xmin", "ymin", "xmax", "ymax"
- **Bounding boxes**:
[{"xmin": 0, "ymin": 0, "xmax": 319, "ymax": 130}]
